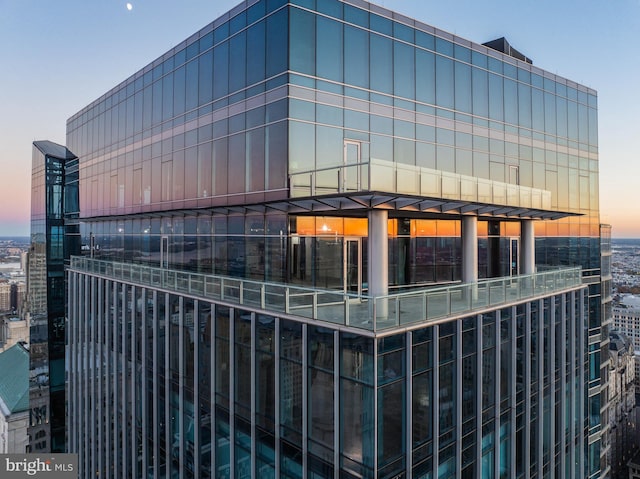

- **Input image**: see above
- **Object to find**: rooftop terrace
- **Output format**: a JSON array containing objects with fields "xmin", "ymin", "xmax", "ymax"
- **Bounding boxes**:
[{"xmin": 70, "ymin": 257, "xmax": 583, "ymax": 334}]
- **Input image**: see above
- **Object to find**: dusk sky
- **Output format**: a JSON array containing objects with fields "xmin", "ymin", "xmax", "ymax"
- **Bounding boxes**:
[{"xmin": 1, "ymin": 0, "xmax": 638, "ymax": 236}]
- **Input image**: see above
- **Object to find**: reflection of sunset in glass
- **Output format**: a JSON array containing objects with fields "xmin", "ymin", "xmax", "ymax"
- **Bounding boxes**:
[{"xmin": 1, "ymin": 0, "xmax": 639, "ymax": 236}]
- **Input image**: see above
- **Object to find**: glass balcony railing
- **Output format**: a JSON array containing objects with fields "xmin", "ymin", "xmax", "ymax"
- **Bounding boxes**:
[
  {"xmin": 69, "ymin": 257, "xmax": 582, "ymax": 332},
  {"xmin": 289, "ymin": 158, "xmax": 552, "ymax": 211}
]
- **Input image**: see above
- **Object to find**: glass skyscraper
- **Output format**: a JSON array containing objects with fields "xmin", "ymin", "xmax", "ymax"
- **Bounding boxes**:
[
  {"xmin": 38, "ymin": 0, "xmax": 607, "ymax": 477},
  {"xmin": 29, "ymin": 141, "xmax": 79, "ymax": 453}
]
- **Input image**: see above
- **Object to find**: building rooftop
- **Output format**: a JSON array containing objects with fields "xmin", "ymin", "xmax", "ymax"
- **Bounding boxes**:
[
  {"xmin": 0, "ymin": 343, "xmax": 29, "ymax": 414},
  {"xmin": 483, "ymin": 37, "xmax": 532, "ymax": 64},
  {"xmin": 614, "ymin": 294, "xmax": 640, "ymax": 311},
  {"xmin": 33, "ymin": 140, "xmax": 77, "ymax": 161}
]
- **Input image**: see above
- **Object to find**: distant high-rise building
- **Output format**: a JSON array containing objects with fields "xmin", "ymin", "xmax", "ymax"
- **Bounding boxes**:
[
  {"xmin": 11, "ymin": 282, "xmax": 26, "ymax": 313},
  {"xmin": 34, "ymin": 0, "xmax": 606, "ymax": 477},
  {"xmin": 20, "ymin": 252, "xmax": 28, "ymax": 275},
  {"xmin": 28, "ymin": 141, "xmax": 79, "ymax": 453},
  {"xmin": 613, "ymin": 300, "xmax": 640, "ymax": 350},
  {"xmin": 607, "ymin": 331, "xmax": 637, "ymax": 477},
  {"xmin": 0, "ymin": 281, "xmax": 10, "ymax": 312},
  {"xmin": 0, "ymin": 316, "xmax": 28, "ymax": 353}
]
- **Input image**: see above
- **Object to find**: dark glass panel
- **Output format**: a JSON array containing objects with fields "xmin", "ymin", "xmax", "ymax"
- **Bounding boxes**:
[
  {"xmin": 256, "ymin": 316, "xmax": 275, "ymax": 430},
  {"xmin": 229, "ymin": 10, "xmax": 246, "ymax": 35},
  {"xmin": 266, "ymin": 98, "xmax": 287, "ymax": 122},
  {"xmin": 266, "ymin": 121, "xmax": 287, "ymax": 190},
  {"xmin": 184, "ymin": 146, "xmax": 198, "ymax": 200},
  {"xmin": 199, "ymin": 49, "xmax": 213, "ymax": 105},
  {"xmin": 344, "ymin": 24, "xmax": 369, "ymax": 89},
  {"xmin": 198, "ymin": 142, "xmax": 212, "ymax": 198},
  {"xmin": 309, "ymin": 367, "xmax": 334, "ymax": 457},
  {"xmin": 544, "ymin": 92, "xmax": 556, "ymax": 135},
  {"xmin": 234, "ymin": 310, "xmax": 252, "ymax": 419},
  {"xmin": 503, "ymin": 62, "xmax": 517, "ymax": 80},
  {"xmin": 416, "ymin": 49, "xmax": 435, "ymax": 105},
  {"xmin": 532, "ymin": 88, "xmax": 544, "ymax": 132},
  {"xmin": 280, "ymin": 319, "xmax": 302, "ymax": 445},
  {"xmin": 266, "ymin": 8, "xmax": 288, "ymax": 77},
  {"xmin": 142, "ymin": 86, "xmax": 152, "ymax": 131},
  {"xmin": 182, "ymin": 298, "xmax": 196, "ymax": 478},
  {"xmin": 152, "ymin": 80, "xmax": 163, "ymax": 125},
  {"xmin": 172, "ymin": 65, "xmax": 186, "ymax": 117},
  {"xmin": 438, "ymin": 361, "xmax": 455, "ymax": 436},
  {"xmin": 378, "ymin": 380, "xmax": 405, "ymax": 465},
  {"xmin": 371, "ymin": 12, "xmax": 392, "ymax": 35},
  {"xmin": 518, "ymin": 83, "xmax": 531, "ymax": 128},
  {"xmin": 309, "ymin": 326, "xmax": 334, "ymax": 370},
  {"xmin": 435, "ymin": 55, "xmax": 454, "ymax": 109},
  {"xmin": 229, "ymin": 32, "xmax": 247, "ymax": 93},
  {"xmin": 435, "ymin": 37, "xmax": 453, "ymax": 56},
  {"xmin": 316, "ymin": 15, "xmax": 343, "ymax": 82},
  {"xmin": 246, "ymin": 127, "xmax": 266, "ymax": 191},
  {"xmin": 212, "ymin": 137, "xmax": 228, "ymax": 196},
  {"xmin": 316, "ymin": 0, "xmax": 341, "ymax": 17},
  {"xmin": 172, "ymin": 150, "xmax": 185, "ymax": 202},
  {"xmin": 393, "ymin": 20, "xmax": 413, "ymax": 42},
  {"xmin": 394, "ymin": 40, "xmax": 415, "ymax": 99},
  {"xmin": 185, "ymin": 39, "xmax": 199, "ymax": 62},
  {"xmin": 488, "ymin": 73, "xmax": 503, "ymax": 122},
  {"xmin": 472, "ymin": 66, "xmax": 488, "ymax": 117},
  {"xmin": 568, "ymin": 100, "xmax": 578, "ymax": 141},
  {"xmin": 247, "ymin": 1, "xmax": 266, "ymax": 24},
  {"xmin": 185, "ymin": 59, "xmax": 199, "ymax": 112},
  {"xmin": 316, "ymin": 125, "xmax": 343, "ymax": 172},
  {"xmin": 214, "ymin": 21, "xmax": 229, "ymax": 44},
  {"xmin": 168, "ymin": 295, "xmax": 181, "ymax": 477},
  {"xmin": 289, "ymin": 120, "xmax": 315, "ymax": 172},
  {"xmin": 472, "ymin": 50, "xmax": 488, "ymax": 69},
  {"xmin": 340, "ymin": 334, "xmax": 373, "ymax": 384},
  {"xmin": 412, "ymin": 371, "xmax": 432, "ymax": 447},
  {"xmin": 344, "ymin": 3, "xmax": 368, "ymax": 27},
  {"xmin": 454, "ymin": 61, "xmax": 471, "ymax": 113},
  {"xmin": 200, "ymin": 31, "xmax": 213, "ymax": 51},
  {"xmin": 215, "ymin": 409, "xmax": 230, "ymax": 478},
  {"xmin": 370, "ymin": 33, "xmax": 392, "ymax": 94},
  {"xmin": 213, "ymin": 41, "xmax": 230, "ymax": 100},
  {"xmin": 503, "ymin": 78, "xmax": 517, "ymax": 125},
  {"xmin": 247, "ymin": 21, "xmax": 266, "ymax": 86},
  {"xmin": 290, "ymin": 7, "xmax": 315, "ymax": 75},
  {"xmin": 228, "ymin": 133, "xmax": 246, "ymax": 194},
  {"xmin": 341, "ymin": 379, "xmax": 374, "ymax": 471},
  {"xmin": 578, "ymin": 103, "xmax": 589, "ymax": 144}
]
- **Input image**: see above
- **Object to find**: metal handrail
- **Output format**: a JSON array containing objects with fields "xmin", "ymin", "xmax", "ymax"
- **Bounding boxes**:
[
  {"xmin": 69, "ymin": 256, "xmax": 582, "ymax": 332},
  {"xmin": 289, "ymin": 158, "xmax": 553, "ymax": 211}
]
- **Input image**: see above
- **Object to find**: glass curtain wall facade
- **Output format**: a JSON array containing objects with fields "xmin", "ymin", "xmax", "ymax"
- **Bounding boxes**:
[
  {"xmin": 68, "ymin": 278, "xmax": 588, "ymax": 479},
  {"xmin": 29, "ymin": 141, "xmax": 80, "ymax": 453},
  {"xmin": 59, "ymin": 0, "xmax": 604, "ymax": 477}
]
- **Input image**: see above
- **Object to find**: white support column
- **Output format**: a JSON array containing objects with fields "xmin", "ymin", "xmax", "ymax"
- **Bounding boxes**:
[
  {"xmin": 521, "ymin": 219, "xmax": 535, "ymax": 275},
  {"xmin": 462, "ymin": 216, "xmax": 478, "ymax": 283},
  {"xmin": 368, "ymin": 209, "xmax": 388, "ymax": 317}
]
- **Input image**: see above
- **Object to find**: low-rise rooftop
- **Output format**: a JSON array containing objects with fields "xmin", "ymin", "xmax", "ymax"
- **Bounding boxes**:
[{"xmin": 0, "ymin": 343, "xmax": 29, "ymax": 415}]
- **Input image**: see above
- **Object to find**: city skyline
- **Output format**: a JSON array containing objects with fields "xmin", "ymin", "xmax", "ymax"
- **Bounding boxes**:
[{"xmin": 2, "ymin": 0, "xmax": 639, "ymax": 236}]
